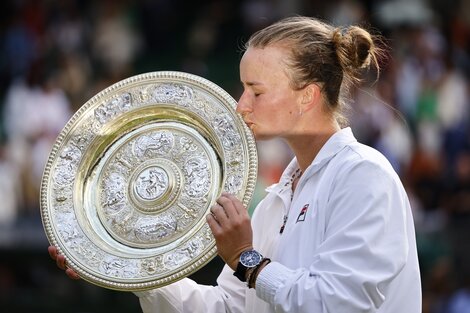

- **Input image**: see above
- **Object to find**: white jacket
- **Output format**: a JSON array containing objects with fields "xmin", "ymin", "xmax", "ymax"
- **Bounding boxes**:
[{"xmin": 136, "ymin": 127, "xmax": 422, "ymax": 313}]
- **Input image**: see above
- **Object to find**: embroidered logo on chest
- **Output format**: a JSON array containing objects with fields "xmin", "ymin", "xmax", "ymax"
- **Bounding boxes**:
[{"xmin": 296, "ymin": 204, "xmax": 310, "ymax": 223}]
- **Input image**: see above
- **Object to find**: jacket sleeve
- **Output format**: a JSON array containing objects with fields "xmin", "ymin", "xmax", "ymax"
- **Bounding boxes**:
[
  {"xmin": 135, "ymin": 264, "xmax": 246, "ymax": 313},
  {"xmin": 255, "ymin": 160, "xmax": 411, "ymax": 312}
]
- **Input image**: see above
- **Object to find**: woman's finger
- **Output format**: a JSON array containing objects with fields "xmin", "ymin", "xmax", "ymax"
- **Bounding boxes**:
[
  {"xmin": 66, "ymin": 268, "xmax": 80, "ymax": 280},
  {"xmin": 56, "ymin": 254, "xmax": 67, "ymax": 270},
  {"xmin": 48, "ymin": 246, "xmax": 58, "ymax": 260}
]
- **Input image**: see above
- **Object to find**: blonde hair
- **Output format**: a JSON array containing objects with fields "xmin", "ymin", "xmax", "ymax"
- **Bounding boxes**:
[{"xmin": 245, "ymin": 16, "xmax": 383, "ymax": 126}]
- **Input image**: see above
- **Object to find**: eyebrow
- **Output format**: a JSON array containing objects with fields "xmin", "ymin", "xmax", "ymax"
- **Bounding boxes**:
[{"xmin": 242, "ymin": 81, "xmax": 263, "ymax": 87}]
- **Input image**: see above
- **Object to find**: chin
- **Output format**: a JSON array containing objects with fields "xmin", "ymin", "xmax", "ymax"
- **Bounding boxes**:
[
  {"xmin": 253, "ymin": 132, "xmax": 275, "ymax": 141},
  {"xmin": 248, "ymin": 126, "xmax": 276, "ymax": 141}
]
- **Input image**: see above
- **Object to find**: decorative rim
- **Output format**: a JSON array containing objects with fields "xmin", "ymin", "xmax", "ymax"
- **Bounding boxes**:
[{"xmin": 40, "ymin": 71, "xmax": 258, "ymax": 291}]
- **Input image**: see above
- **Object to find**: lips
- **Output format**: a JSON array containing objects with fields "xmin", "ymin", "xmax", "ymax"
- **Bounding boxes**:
[{"xmin": 240, "ymin": 114, "xmax": 254, "ymax": 129}]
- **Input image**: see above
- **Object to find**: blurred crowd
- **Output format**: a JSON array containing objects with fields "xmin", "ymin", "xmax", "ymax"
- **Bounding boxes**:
[{"xmin": 1, "ymin": 0, "xmax": 470, "ymax": 312}]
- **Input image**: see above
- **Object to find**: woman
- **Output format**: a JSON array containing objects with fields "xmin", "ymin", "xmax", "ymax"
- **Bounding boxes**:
[{"xmin": 50, "ymin": 16, "xmax": 422, "ymax": 312}]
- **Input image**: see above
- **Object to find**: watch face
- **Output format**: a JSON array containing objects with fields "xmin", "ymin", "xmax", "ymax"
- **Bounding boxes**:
[{"xmin": 240, "ymin": 250, "xmax": 263, "ymax": 268}]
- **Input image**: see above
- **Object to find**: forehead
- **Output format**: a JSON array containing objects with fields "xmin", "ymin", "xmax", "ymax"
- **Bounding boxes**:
[{"xmin": 240, "ymin": 46, "xmax": 291, "ymax": 83}]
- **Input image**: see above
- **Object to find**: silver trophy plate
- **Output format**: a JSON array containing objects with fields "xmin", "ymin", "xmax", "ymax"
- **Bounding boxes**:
[{"xmin": 40, "ymin": 71, "xmax": 258, "ymax": 291}]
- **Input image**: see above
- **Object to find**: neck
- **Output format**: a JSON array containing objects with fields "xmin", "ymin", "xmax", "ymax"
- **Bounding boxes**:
[{"xmin": 285, "ymin": 123, "xmax": 340, "ymax": 172}]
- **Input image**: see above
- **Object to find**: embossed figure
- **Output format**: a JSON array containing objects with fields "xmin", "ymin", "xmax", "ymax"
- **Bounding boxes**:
[
  {"xmin": 183, "ymin": 157, "xmax": 209, "ymax": 197},
  {"xmin": 141, "ymin": 257, "xmax": 164, "ymax": 275},
  {"xmin": 49, "ymin": 16, "xmax": 421, "ymax": 313},
  {"xmin": 115, "ymin": 93, "xmax": 132, "ymax": 111},
  {"xmin": 54, "ymin": 145, "xmax": 81, "ymax": 185},
  {"xmin": 135, "ymin": 167, "xmax": 169, "ymax": 200},
  {"xmin": 180, "ymin": 137, "xmax": 197, "ymax": 152},
  {"xmin": 133, "ymin": 132, "xmax": 174, "ymax": 158},
  {"xmin": 224, "ymin": 174, "xmax": 242, "ymax": 195},
  {"xmin": 100, "ymin": 257, "xmax": 137, "ymax": 278},
  {"xmin": 94, "ymin": 93, "xmax": 132, "ymax": 124},
  {"xmin": 134, "ymin": 216, "xmax": 177, "ymax": 242},
  {"xmin": 212, "ymin": 115, "xmax": 239, "ymax": 148},
  {"xmin": 57, "ymin": 215, "xmax": 80, "ymax": 242},
  {"xmin": 164, "ymin": 239, "xmax": 202, "ymax": 268},
  {"xmin": 153, "ymin": 84, "xmax": 193, "ymax": 106},
  {"xmin": 103, "ymin": 173, "xmax": 126, "ymax": 207}
]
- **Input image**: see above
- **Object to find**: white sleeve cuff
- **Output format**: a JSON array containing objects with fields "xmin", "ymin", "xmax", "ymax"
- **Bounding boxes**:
[
  {"xmin": 255, "ymin": 261, "xmax": 295, "ymax": 303},
  {"xmin": 133, "ymin": 290, "xmax": 154, "ymax": 298}
]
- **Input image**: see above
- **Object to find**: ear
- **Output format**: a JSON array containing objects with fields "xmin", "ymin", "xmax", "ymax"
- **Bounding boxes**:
[{"xmin": 300, "ymin": 83, "xmax": 321, "ymax": 112}]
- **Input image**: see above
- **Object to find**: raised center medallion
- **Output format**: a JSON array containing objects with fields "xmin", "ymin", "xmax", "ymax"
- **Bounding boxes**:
[{"xmin": 134, "ymin": 166, "xmax": 169, "ymax": 201}]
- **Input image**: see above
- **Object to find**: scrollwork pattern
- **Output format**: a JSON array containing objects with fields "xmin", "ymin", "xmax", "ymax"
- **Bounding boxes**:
[
  {"xmin": 94, "ymin": 93, "xmax": 132, "ymax": 124},
  {"xmin": 53, "ymin": 145, "xmax": 81, "ymax": 185},
  {"xmin": 212, "ymin": 114, "xmax": 241, "ymax": 149},
  {"xmin": 164, "ymin": 238, "xmax": 203, "ymax": 269},
  {"xmin": 100, "ymin": 256, "xmax": 138, "ymax": 278},
  {"xmin": 134, "ymin": 215, "xmax": 177, "ymax": 242},
  {"xmin": 183, "ymin": 157, "xmax": 210, "ymax": 198},
  {"xmin": 132, "ymin": 131, "xmax": 174, "ymax": 158},
  {"xmin": 153, "ymin": 83, "xmax": 194, "ymax": 107}
]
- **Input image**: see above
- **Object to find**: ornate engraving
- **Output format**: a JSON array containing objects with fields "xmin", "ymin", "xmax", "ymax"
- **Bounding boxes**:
[
  {"xmin": 53, "ymin": 145, "xmax": 81, "ymax": 185},
  {"xmin": 134, "ymin": 214, "xmax": 177, "ymax": 242},
  {"xmin": 100, "ymin": 257, "xmax": 138, "ymax": 278},
  {"xmin": 70, "ymin": 117, "xmax": 98, "ymax": 152},
  {"xmin": 225, "ymin": 174, "xmax": 243, "ymax": 194},
  {"xmin": 79, "ymin": 245, "xmax": 104, "ymax": 268},
  {"xmin": 139, "ymin": 86, "xmax": 152, "ymax": 103},
  {"xmin": 153, "ymin": 83, "xmax": 194, "ymax": 107},
  {"xmin": 56, "ymin": 212, "xmax": 80, "ymax": 242},
  {"xmin": 183, "ymin": 157, "xmax": 210, "ymax": 198},
  {"xmin": 134, "ymin": 166, "xmax": 169, "ymax": 201},
  {"xmin": 141, "ymin": 256, "xmax": 165, "ymax": 276},
  {"xmin": 178, "ymin": 202, "xmax": 198, "ymax": 219},
  {"xmin": 132, "ymin": 131, "xmax": 174, "ymax": 158},
  {"xmin": 164, "ymin": 238, "xmax": 203, "ymax": 269},
  {"xmin": 54, "ymin": 186, "xmax": 72, "ymax": 203},
  {"xmin": 94, "ymin": 93, "xmax": 132, "ymax": 124},
  {"xmin": 102, "ymin": 172, "xmax": 126, "ymax": 207},
  {"xmin": 96, "ymin": 127, "xmax": 214, "ymax": 248},
  {"xmin": 212, "ymin": 115, "xmax": 240, "ymax": 149},
  {"xmin": 41, "ymin": 71, "xmax": 257, "ymax": 290},
  {"xmin": 180, "ymin": 137, "xmax": 198, "ymax": 152}
]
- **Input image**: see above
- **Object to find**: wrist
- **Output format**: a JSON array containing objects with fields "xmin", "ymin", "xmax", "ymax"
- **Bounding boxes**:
[
  {"xmin": 247, "ymin": 258, "xmax": 271, "ymax": 289},
  {"xmin": 229, "ymin": 247, "xmax": 253, "ymax": 270}
]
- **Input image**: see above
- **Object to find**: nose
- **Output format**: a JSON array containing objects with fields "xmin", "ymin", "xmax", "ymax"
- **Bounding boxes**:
[{"xmin": 236, "ymin": 91, "xmax": 252, "ymax": 115}]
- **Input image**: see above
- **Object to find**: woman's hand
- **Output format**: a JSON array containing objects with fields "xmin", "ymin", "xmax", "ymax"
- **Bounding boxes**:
[
  {"xmin": 47, "ymin": 246, "xmax": 81, "ymax": 280},
  {"xmin": 206, "ymin": 193, "xmax": 253, "ymax": 270}
]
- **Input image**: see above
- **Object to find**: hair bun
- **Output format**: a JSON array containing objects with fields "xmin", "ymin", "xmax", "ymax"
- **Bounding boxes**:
[{"xmin": 332, "ymin": 26, "xmax": 375, "ymax": 74}]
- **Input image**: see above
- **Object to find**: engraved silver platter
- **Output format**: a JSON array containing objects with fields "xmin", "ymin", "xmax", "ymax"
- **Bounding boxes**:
[{"xmin": 40, "ymin": 71, "xmax": 258, "ymax": 291}]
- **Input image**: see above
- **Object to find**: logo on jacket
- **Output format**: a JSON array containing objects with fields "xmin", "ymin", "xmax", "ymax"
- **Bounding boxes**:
[{"xmin": 296, "ymin": 204, "xmax": 309, "ymax": 223}]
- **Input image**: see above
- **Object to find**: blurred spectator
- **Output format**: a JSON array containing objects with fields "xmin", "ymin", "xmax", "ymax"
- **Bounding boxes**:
[
  {"xmin": 91, "ymin": 1, "xmax": 143, "ymax": 79},
  {"xmin": 445, "ymin": 151, "xmax": 470, "ymax": 285},
  {"xmin": 446, "ymin": 286, "xmax": 470, "ymax": 313},
  {"xmin": 3, "ymin": 59, "xmax": 72, "ymax": 217},
  {"xmin": 0, "ymin": 142, "xmax": 20, "ymax": 225}
]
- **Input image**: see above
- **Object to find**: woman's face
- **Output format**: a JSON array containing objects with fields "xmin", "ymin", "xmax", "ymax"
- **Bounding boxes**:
[{"xmin": 237, "ymin": 45, "xmax": 305, "ymax": 140}]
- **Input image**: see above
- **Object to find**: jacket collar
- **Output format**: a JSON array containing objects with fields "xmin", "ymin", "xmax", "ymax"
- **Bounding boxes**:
[{"xmin": 266, "ymin": 127, "xmax": 357, "ymax": 194}]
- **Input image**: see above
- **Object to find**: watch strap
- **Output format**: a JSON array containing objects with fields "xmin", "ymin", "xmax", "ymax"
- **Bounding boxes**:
[{"xmin": 233, "ymin": 261, "xmax": 248, "ymax": 282}]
